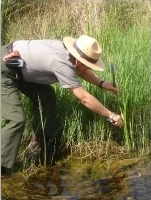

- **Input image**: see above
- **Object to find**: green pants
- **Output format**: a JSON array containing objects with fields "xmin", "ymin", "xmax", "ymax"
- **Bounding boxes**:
[{"xmin": 1, "ymin": 46, "xmax": 59, "ymax": 169}]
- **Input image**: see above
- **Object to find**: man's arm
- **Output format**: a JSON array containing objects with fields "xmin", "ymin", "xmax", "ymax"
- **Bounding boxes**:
[
  {"xmin": 76, "ymin": 69, "xmax": 101, "ymax": 86},
  {"xmin": 77, "ymin": 69, "xmax": 119, "ymax": 95},
  {"xmin": 69, "ymin": 86, "xmax": 123, "ymax": 127},
  {"xmin": 69, "ymin": 86, "xmax": 111, "ymax": 117}
]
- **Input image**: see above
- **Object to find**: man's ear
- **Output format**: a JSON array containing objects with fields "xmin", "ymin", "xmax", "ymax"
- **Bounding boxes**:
[
  {"xmin": 75, "ymin": 59, "xmax": 81, "ymax": 66},
  {"xmin": 75, "ymin": 59, "xmax": 78, "ymax": 66}
]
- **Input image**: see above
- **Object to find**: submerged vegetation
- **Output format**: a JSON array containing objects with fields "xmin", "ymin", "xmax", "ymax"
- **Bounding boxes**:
[{"xmin": 1, "ymin": 0, "xmax": 151, "ymax": 162}]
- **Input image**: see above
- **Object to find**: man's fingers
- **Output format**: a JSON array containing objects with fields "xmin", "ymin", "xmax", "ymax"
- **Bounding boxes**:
[{"xmin": 110, "ymin": 115, "xmax": 123, "ymax": 128}]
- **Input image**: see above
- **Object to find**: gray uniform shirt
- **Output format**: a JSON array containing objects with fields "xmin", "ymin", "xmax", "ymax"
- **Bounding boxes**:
[{"xmin": 13, "ymin": 40, "xmax": 81, "ymax": 88}]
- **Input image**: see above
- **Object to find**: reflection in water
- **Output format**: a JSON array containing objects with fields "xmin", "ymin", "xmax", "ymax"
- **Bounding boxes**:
[{"xmin": 1, "ymin": 158, "xmax": 151, "ymax": 200}]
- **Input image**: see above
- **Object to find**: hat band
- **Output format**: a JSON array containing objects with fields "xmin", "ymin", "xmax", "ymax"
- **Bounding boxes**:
[{"xmin": 73, "ymin": 42, "xmax": 98, "ymax": 64}]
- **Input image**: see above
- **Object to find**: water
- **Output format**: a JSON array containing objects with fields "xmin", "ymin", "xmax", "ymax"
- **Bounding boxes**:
[
  {"xmin": 119, "ymin": 174, "xmax": 151, "ymax": 200},
  {"xmin": 1, "ymin": 157, "xmax": 151, "ymax": 200},
  {"xmin": 50, "ymin": 161, "xmax": 151, "ymax": 200}
]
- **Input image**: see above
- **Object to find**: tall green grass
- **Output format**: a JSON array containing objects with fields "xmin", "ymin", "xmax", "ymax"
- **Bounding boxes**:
[{"xmin": 2, "ymin": 0, "xmax": 151, "ymax": 156}]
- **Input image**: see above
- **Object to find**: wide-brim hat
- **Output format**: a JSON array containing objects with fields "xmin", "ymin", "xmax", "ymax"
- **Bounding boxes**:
[{"xmin": 63, "ymin": 35, "xmax": 105, "ymax": 71}]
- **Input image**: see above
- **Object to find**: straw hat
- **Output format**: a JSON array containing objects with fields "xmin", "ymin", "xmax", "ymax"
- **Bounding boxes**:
[{"xmin": 63, "ymin": 35, "xmax": 105, "ymax": 71}]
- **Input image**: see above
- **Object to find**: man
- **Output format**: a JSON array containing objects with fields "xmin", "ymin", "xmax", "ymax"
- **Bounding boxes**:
[{"xmin": 1, "ymin": 35, "xmax": 123, "ymax": 177}]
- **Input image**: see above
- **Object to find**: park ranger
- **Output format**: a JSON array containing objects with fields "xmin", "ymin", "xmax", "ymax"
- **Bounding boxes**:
[{"xmin": 1, "ymin": 35, "xmax": 123, "ymax": 178}]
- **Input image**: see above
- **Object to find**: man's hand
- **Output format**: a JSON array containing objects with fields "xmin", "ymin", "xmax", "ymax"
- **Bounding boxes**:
[
  {"xmin": 107, "ymin": 113, "xmax": 123, "ymax": 128},
  {"xmin": 101, "ymin": 81, "xmax": 119, "ymax": 95},
  {"xmin": 3, "ymin": 50, "xmax": 20, "ymax": 61}
]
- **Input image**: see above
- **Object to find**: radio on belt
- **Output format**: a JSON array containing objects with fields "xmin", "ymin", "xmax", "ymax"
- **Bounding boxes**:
[{"xmin": 5, "ymin": 58, "xmax": 24, "ymax": 68}]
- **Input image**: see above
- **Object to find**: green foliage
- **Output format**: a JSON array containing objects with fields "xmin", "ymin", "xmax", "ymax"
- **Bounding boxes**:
[{"xmin": 2, "ymin": 0, "xmax": 151, "ymax": 155}]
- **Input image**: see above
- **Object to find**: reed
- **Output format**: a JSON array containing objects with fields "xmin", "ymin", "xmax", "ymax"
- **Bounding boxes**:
[{"xmin": 2, "ymin": 0, "xmax": 150, "ymax": 157}]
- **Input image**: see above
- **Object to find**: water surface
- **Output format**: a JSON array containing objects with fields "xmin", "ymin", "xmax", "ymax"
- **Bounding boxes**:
[{"xmin": 2, "ymin": 156, "xmax": 151, "ymax": 200}]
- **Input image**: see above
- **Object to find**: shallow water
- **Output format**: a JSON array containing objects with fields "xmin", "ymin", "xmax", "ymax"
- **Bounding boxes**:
[
  {"xmin": 51, "ymin": 157, "xmax": 151, "ymax": 200},
  {"xmin": 1, "ymin": 157, "xmax": 151, "ymax": 200}
]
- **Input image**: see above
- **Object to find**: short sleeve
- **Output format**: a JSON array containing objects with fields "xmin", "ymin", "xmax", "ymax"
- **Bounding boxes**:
[{"xmin": 52, "ymin": 63, "xmax": 82, "ymax": 88}]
